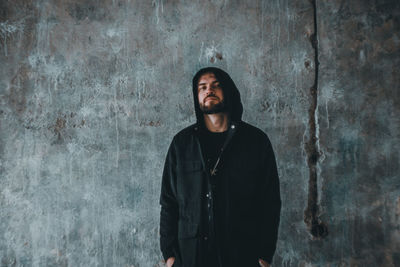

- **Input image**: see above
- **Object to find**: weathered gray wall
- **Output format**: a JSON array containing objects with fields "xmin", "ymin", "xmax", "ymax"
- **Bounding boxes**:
[{"xmin": 0, "ymin": 0, "xmax": 399, "ymax": 266}]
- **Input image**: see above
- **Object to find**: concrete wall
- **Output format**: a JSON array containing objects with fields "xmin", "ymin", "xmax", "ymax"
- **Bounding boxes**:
[{"xmin": 0, "ymin": 0, "xmax": 399, "ymax": 266}]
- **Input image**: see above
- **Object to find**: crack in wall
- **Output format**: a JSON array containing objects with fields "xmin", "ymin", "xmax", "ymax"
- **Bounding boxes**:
[{"xmin": 303, "ymin": 0, "xmax": 328, "ymax": 239}]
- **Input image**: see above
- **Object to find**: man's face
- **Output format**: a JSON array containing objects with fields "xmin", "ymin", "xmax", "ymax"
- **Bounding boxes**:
[{"xmin": 197, "ymin": 72, "xmax": 225, "ymax": 114}]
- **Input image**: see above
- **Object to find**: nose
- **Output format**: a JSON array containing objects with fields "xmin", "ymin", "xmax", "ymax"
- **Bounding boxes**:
[{"xmin": 205, "ymin": 86, "xmax": 215, "ymax": 95}]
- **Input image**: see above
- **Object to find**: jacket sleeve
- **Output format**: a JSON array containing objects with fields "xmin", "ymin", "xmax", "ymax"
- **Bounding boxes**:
[
  {"xmin": 259, "ymin": 137, "xmax": 281, "ymax": 264},
  {"xmin": 159, "ymin": 137, "xmax": 179, "ymax": 261}
]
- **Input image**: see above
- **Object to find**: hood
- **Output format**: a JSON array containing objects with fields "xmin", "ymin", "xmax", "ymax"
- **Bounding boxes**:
[{"xmin": 192, "ymin": 67, "xmax": 243, "ymax": 127}]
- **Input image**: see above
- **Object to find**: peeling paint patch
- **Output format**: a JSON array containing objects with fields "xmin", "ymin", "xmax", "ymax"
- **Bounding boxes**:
[
  {"xmin": 0, "ymin": 20, "xmax": 24, "ymax": 56},
  {"xmin": 53, "ymin": 116, "xmax": 66, "ymax": 142},
  {"xmin": 303, "ymin": 0, "xmax": 328, "ymax": 239},
  {"xmin": 199, "ymin": 41, "xmax": 224, "ymax": 63},
  {"xmin": 67, "ymin": 1, "xmax": 110, "ymax": 22},
  {"xmin": 152, "ymin": 0, "xmax": 164, "ymax": 25},
  {"xmin": 139, "ymin": 120, "xmax": 161, "ymax": 127}
]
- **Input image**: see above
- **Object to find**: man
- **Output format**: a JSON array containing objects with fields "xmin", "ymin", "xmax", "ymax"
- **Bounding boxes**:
[{"xmin": 159, "ymin": 67, "xmax": 281, "ymax": 267}]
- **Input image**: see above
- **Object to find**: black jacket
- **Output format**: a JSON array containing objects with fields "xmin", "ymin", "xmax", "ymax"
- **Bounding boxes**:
[{"xmin": 160, "ymin": 67, "xmax": 281, "ymax": 267}]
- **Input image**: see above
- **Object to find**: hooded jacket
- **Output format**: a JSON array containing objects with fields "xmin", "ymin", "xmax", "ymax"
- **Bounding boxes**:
[{"xmin": 160, "ymin": 67, "xmax": 281, "ymax": 267}]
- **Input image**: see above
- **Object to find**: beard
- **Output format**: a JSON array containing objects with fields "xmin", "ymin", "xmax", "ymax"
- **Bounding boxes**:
[{"xmin": 199, "ymin": 98, "xmax": 226, "ymax": 114}]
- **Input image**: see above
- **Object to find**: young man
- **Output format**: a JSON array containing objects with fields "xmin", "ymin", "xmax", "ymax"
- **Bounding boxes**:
[{"xmin": 160, "ymin": 67, "xmax": 281, "ymax": 267}]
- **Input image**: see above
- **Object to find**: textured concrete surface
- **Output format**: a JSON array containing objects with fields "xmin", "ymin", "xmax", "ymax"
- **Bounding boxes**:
[{"xmin": 0, "ymin": 0, "xmax": 399, "ymax": 266}]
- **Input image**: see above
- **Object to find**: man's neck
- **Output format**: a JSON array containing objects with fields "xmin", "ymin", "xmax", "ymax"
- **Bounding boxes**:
[{"xmin": 203, "ymin": 112, "xmax": 229, "ymax": 133}]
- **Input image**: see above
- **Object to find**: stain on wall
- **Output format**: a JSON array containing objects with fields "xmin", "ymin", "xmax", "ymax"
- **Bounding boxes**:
[{"xmin": 0, "ymin": 0, "xmax": 399, "ymax": 266}]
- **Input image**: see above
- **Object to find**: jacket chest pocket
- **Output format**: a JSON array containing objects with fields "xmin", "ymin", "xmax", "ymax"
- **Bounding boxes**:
[{"xmin": 177, "ymin": 161, "xmax": 204, "ymax": 202}]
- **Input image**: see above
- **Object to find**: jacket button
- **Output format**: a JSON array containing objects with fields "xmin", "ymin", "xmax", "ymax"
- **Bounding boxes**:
[
  {"xmin": 194, "ymin": 127, "xmax": 198, "ymax": 131},
  {"xmin": 231, "ymin": 125, "xmax": 235, "ymax": 129},
  {"xmin": 204, "ymin": 236, "xmax": 208, "ymax": 240}
]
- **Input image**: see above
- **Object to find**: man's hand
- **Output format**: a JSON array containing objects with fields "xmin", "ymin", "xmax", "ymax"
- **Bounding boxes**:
[
  {"xmin": 259, "ymin": 259, "xmax": 270, "ymax": 267},
  {"xmin": 166, "ymin": 257, "xmax": 175, "ymax": 267}
]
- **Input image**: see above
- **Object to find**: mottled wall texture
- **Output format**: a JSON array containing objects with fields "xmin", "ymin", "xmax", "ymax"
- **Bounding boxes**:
[{"xmin": 0, "ymin": 0, "xmax": 399, "ymax": 266}]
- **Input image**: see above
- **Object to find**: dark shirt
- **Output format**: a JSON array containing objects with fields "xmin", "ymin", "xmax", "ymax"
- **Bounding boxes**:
[
  {"xmin": 199, "ymin": 128, "xmax": 228, "ymax": 267},
  {"xmin": 200, "ymin": 128, "xmax": 228, "ymax": 170}
]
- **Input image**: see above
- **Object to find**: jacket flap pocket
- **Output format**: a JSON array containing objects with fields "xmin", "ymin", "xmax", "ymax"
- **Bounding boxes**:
[
  {"xmin": 180, "ymin": 161, "xmax": 203, "ymax": 172},
  {"xmin": 178, "ymin": 221, "xmax": 199, "ymax": 239}
]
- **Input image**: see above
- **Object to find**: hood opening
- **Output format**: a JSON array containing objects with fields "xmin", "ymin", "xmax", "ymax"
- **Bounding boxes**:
[{"xmin": 192, "ymin": 67, "xmax": 243, "ymax": 127}]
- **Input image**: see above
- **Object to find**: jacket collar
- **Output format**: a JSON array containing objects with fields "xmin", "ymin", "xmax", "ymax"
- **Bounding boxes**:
[{"xmin": 193, "ymin": 120, "xmax": 240, "ymax": 133}]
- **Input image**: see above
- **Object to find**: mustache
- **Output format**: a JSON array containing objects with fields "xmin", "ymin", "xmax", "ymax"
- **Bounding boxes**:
[{"xmin": 205, "ymin": 95, "xmax": 219, "ymax": 101}]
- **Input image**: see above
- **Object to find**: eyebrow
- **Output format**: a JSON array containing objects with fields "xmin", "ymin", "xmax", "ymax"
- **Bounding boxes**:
[{"xmin": 198, "ymin": 81, "xmax": 220, "ymax": 86}]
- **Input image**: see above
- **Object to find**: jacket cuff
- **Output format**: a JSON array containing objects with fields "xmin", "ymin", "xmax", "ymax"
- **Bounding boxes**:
[
  {"xmin": 259, "ymin": 255, "xmax": 272, "ymax": 265},
  {"xmin": 162, "ymin": 249, "xmax": 175, "ymax": 262}
]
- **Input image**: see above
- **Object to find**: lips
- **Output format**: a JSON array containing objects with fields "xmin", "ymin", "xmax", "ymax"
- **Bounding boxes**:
[{"xmin": 205, "ymin": 96, "xmax": 218, "ymax": 101}]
